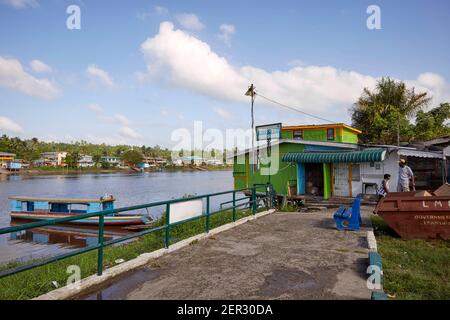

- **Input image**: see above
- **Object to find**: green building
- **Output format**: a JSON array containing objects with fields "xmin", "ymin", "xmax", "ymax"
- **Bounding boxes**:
[{"xmin": 232, "ymin": 123, "xmax": 385, "ymax": 199}]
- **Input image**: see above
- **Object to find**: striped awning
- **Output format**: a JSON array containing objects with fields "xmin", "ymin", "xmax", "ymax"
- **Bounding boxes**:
[{"xmin": 282, "ymin": 149, "xmax": 386, "ymax": 163}]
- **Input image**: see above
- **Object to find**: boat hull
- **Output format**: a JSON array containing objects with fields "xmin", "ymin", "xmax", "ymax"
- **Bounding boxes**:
[
  {"xmin": 374, "ymin": 192, "xmax": 450, "ymax": 240},
  {"xmin": 10, "ymin": 211, "xmax": 149, "ymax": 226}
]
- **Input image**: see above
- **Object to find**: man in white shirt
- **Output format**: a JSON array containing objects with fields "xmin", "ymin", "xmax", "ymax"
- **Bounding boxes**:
[{"xmin": 397, "ymin": 159, "xmax": 415, "ymax": 192}]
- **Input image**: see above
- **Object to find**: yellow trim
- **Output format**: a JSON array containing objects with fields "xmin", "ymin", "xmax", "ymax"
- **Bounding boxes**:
[
  {"xmin": 282, "ymin": 123, "xmax": 362, "ymax": 134},
  {"xmin": 9, "ymin": 197, "xmax": 115, "ymax": 203}
]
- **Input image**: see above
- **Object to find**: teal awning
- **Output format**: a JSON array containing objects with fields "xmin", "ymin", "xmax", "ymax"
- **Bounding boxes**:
[{"xmin": 282, "ymin": 149, "xmax": 386, "ymax": 163}]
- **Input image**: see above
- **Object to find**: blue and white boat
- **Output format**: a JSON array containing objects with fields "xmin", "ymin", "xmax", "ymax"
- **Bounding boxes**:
[{"xmin": 9, "ymin": 196, "xmax": 150, "ymax": 226}]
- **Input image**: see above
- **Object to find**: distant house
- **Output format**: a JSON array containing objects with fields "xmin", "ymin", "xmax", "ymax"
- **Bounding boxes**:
[
  {"xmin": 41, "ymin": 152, "xmax": 67, "ymax": 166},
  {"xmin": 181, "ymin": 156, "xmax": 204, "ymax": 166},
  {"xmin": 142, "ymin": 157, "xmax": 168, "ymax": 166},
  {"xmin": 6, "ymin": 161, "xmax": 21, "ymax": 171},
  {"xmin": 205, "ymin": 159, "xmax": 223, "ymax": 166},
  {"xmin": 100, "ymin": 156, "xmax": 121, "ymax": 167},
  {"xmin": 0, "ymin": 152, "xmax": 15, "ymax": 167},
  {"xmin": 171, "ymin": 159, "xmax": 183, "ymax": 166},
  {"xmin": 78, "ymin": 155, "xmax": 94, "ymax": 167}
]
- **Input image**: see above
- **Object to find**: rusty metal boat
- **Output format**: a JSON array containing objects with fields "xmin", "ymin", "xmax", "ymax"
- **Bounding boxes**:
[{"xmin": 374, "ymin": 184, "xmax": 450, "ymax": 240}]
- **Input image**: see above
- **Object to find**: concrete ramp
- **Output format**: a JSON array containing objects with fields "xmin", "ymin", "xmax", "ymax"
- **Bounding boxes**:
[{"xmin": 79, "ymin": 208, "xmax": 372, "ymax": 300}]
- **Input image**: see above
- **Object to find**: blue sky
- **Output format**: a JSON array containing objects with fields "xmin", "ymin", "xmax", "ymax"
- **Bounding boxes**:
[{"xmin": 0, "ymin": 0, "xmax": 449, "ymax": 149}]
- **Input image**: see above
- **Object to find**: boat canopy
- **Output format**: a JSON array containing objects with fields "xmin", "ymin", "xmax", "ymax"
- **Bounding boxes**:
[
  {"xmin": 8, "ymin": 197, "xmax": 115, "ymax": 204},
  {"xmin": 9, "ymin": 196, "xmax": 115, "ymax": 213}
]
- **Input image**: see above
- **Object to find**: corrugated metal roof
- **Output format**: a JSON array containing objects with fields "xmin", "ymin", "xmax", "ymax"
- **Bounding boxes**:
[
  {"xmin": 282, "ymin": 149, "xmax": 386, "ymax": 163},
  {"xmin": 398, "ymin": 149, "xmax": 444, "ymax": 159}
]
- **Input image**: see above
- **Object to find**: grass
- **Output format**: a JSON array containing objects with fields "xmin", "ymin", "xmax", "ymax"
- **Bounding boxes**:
[
  {"xmin": 0, "ymin": 206, "xmax": 257, "ymax": 300},
  {"xmin": 371, "ymin": 215, "xmax": 450, "ymax": 299}
]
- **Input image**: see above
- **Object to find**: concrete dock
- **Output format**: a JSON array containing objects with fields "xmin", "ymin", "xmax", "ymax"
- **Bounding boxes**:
[{"xmin": 80, "ymin": 207, "xmax": 373, "ymax": 300}]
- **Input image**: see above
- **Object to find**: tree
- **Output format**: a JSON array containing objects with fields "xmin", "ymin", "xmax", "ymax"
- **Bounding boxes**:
[
  {"xmin": 413, "ymin": 103, "xmax": 450, "ymax": 141},
  {"xmin": 351, "ymin": 77, "xmax": 431, "ymax": 144},
  {"xmin": 92, "ymin": 154, "xmax": 102, "ymax": 167},
  {"xmin": 121, "ymin": 149, "xmax": 143, "ymax": 166},
  {"xmin": 65, "ymin": 151, "xmax": 80, "ymax": 168}
]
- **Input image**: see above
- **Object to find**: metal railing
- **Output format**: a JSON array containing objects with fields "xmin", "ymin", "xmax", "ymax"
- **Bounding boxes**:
[{"xmin": 0, "ymin": 184, "xmax": 274, "ymax": 279}]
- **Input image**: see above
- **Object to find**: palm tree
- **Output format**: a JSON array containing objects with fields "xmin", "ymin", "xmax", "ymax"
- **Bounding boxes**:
[{"xmin": 351, "ymin": 77, "xmax": 431, "ymax": 144}]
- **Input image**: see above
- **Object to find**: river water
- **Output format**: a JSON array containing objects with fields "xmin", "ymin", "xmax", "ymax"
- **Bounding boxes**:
[{"xmin": 0, "ymin": 170, "xmax": 233, "ymax": 264}]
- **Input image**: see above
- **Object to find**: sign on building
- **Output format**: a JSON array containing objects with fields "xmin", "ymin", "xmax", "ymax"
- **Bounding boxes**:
[{"xmin": 256, "ymin": 123, "xmax": 282, "ymax": 141}]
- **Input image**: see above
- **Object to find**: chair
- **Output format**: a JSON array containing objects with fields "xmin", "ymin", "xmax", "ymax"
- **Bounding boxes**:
[{"xmin": 333, "ymin": 194, "xmax": 361, "ymax": 231}]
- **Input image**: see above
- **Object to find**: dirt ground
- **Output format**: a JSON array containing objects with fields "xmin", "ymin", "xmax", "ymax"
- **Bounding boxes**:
[{"xmin": 81, "ymin": 207, "xmax": 374, "ymax": 300}]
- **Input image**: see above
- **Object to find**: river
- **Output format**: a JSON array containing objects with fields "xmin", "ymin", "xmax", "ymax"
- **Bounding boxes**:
[{"xmin": 0, "ymin": 170, "xmax": 233, "ymax": 264}]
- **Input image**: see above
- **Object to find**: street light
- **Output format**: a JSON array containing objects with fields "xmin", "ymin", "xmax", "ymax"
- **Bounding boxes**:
[{"xmin": 245, "ymin": 84, "xmax": 256, "ymax": 181}]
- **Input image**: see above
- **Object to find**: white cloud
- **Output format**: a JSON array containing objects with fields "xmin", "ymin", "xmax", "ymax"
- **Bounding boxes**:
[
  {"xmin": 1, "ymin": 0, "xmax": 38, "ymax": 9},
  {"xmin": 406, "ymin": 72, "xmax": 450, "ymax": 108},
  {"xmin": 85, "ymin": 105, "xmax": 142, "ymax": 141},
  {"xmin": 0, "ymin": 56, "xmax": 60, "ymax": 99},
  {"xmin": 0, "ymin": 116, "xmax": 23, "ymax": 133},
  {"xmin": 113, "ymin": 114, "xmax": 130, "ymax": 126},
  {"xmin": 86, "ymin": 103, "xmax": 103, "ymax": 113},
  {"xmin": 137, "ymin": 6, "xmax": 169, "ymax": 21},
  {"xmin": 287, "ymin": 59, "xmax": 306, "ymax": 67},
  {"xmin": 30, "ymin": 59, "xmax": 52, "ymax": 73},
  {"xmin": 175, "ymin": 13, "xmax": 205, "ymax": 31},
  {"xmin": 119, "ymin": 126, "xmax": 143, "ymax": 139},
  {"xmin": 86, "ymin": 64, "xmax": 114, "ymax": 88},
  {"xmin": 213, "ymin": 107, "xmax": 232, "ymax": 119},
  {"xmin": 155, "ymin": 6, "xmax": 168, "ymax": 16},
  {"xmin": 218, "ymin": 24, "xmax": 235, "ymax": 46},
  {"xmin": 140, "ymin": 22, "xmax": 450, "ymax": 116}
]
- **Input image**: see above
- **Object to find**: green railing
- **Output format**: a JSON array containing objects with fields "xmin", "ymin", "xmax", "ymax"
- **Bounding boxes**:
[{"xmin": 0, "ymin": 184, "xmax": 274, "ymax": 279}]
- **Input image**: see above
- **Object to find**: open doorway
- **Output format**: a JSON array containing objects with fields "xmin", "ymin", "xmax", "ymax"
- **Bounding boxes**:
[{"xmin": 305, "ymin": 163, "xmax": 324, "ymax": 196}]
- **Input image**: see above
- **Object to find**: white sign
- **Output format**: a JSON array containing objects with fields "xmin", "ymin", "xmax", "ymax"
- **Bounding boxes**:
[
  {"xmin": 256, "ymin": 123, "xmax": 282, "ymax": 141},
  {"xmin": 169, "ymin": 199, "xmax": 203, "ymax": 224}
]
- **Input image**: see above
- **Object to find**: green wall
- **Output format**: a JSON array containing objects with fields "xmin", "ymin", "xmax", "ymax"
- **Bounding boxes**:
[
  {"xmin": 233, "ymin": 143, "xmax": 304, "ymax": 195},
  {"xmin": 282, "ymin": 127, "xmax": 359, "ymax": 144},
  {"xmin": 323, "ymin": 163, "xmax": 332, "ymax": 199},
  {"xmin": 342, "ymin": 127, "xmax": 359, "ymax": 144}
]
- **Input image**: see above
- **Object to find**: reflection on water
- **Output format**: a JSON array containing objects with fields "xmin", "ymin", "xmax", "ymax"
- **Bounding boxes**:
[
  {"xmin": 9, "ymin": 222, "xmax": 126, "ymax": 248},
  {"xmin": 0, "ymin": 171, "xmax": 233, "ymax": 264}
]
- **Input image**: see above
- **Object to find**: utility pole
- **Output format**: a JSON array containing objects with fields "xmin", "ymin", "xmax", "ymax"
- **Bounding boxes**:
[
  {"xmin": 245, "ymin": 84, "xmax": 256, "ymax": 180},
  {"xmin": 397, "ymin": 114, "xmax": 400, "ymax": 160}
]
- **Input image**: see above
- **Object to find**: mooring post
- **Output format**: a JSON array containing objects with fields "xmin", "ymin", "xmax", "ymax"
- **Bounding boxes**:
[
  {"xmin": 205, "ymin": 195, "xmax": 210, "ymax": 233},
  {"xmin": 165, "ymin": 203, "xmax": 170, "ymax": 248},
  {"xmin": 97, "ymin": 214, "xmax": 104, "ymax": 276},
  {"xmin": 232, "ymin": 191, "xmax": 236, "ymax": 222}
]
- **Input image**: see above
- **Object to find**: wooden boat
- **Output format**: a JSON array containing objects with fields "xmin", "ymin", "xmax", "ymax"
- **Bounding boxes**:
[
  {"xmin": 9, "ymin": 196, "xmax": 150, "ymax": 226},
  {"xmin": 374, "ymin": 187, "xmax": 450, "ymax": 240}
]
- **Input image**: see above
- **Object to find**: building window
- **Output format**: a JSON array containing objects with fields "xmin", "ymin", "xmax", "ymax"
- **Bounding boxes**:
[
  {"xmin": 351, "ymin": 164, "xmax": 361, "ymax": 181},
  {"xmin": 293, "ymin": 130, "xmax": 303, "ymax": 140},
  {"xmin": 327, "ymin": 128, "xmax": 335, "ymax": 141}
]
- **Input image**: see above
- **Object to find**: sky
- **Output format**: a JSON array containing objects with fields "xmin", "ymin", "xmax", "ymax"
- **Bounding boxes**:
[{"xmin": 0, "ymin": 0, "xmax": 449, "ymax": 150}]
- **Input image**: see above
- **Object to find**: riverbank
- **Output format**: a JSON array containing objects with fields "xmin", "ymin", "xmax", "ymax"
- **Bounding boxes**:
[
  {"xmin": 0, "ymin": 207, "xmax": 254, "ymax": 300},
  {"xmin": 371, "ymin": 215, "xmax": 450, "ymax": 299},
  {"xmin": 2, "ymin": 165, "xmax": 232, "ymax": 176}
]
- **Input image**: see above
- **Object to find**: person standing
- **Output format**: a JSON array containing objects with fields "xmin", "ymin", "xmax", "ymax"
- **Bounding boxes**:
[{"xmin": 397, "ymin": 159, "xmax": 415, "ymax": 192}]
